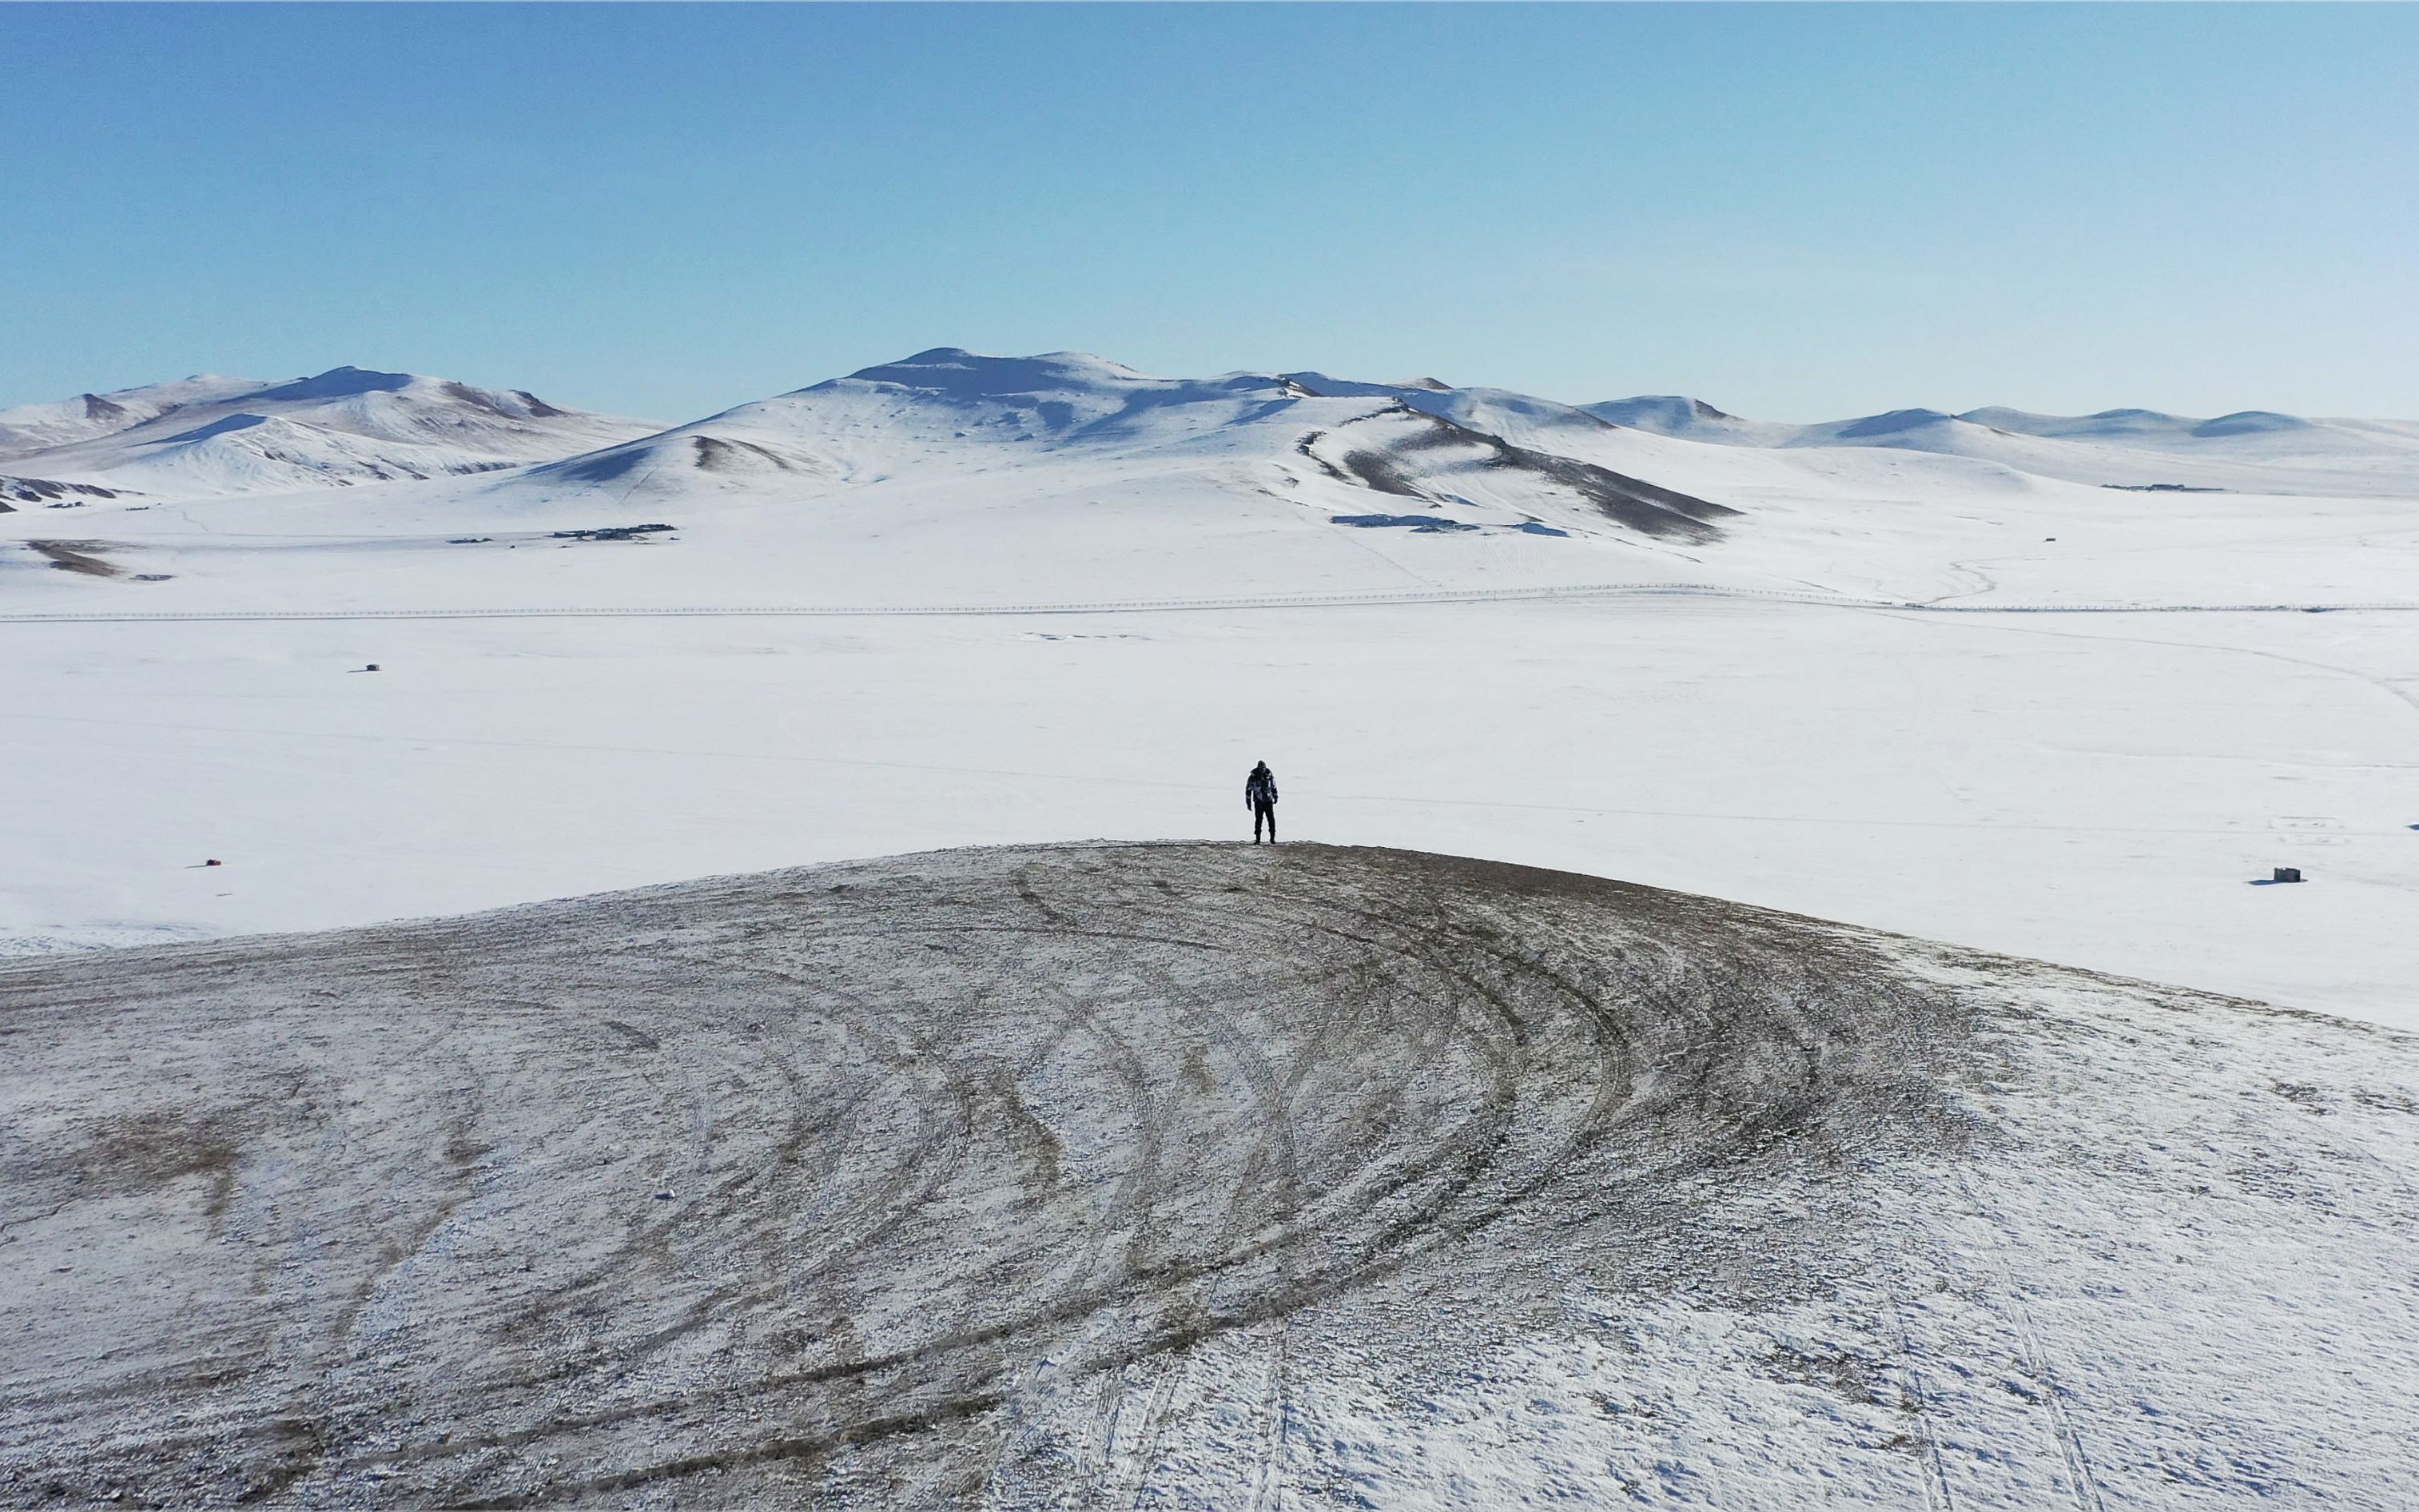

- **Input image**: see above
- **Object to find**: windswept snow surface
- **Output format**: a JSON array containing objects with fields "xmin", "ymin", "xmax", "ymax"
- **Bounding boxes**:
[
  {"xmin": 3, "ymin": 348, "xmax": 2418, "ymax": 1027},
  {"xmin": 0, "ymin": 368, "xmax": 657, "ymax": 500},
  {"xmin": 4, "ymin": 843, "xmax": 2416, "ymax": 1507}
]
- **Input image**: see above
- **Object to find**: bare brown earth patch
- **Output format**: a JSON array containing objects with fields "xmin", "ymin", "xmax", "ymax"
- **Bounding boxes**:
[{"xmin": 26, "ymin": 539, "xmax": 125, "ymax": 578}]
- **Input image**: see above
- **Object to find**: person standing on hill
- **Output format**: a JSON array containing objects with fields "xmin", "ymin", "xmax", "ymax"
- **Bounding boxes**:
[{"xmin": 1245, "ymin": 760, "xmax": 1279, "ymax": 844}]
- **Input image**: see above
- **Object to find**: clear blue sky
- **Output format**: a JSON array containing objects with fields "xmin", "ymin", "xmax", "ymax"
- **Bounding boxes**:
[{"xmin": 4, "ymin": 3, "xmax": 2413, "ymax": 424}]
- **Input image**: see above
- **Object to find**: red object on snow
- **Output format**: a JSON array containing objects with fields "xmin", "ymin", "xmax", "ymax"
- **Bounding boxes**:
[{"xmin": 205, "ymin": 858, "xmax": 222, "ymax": 867}]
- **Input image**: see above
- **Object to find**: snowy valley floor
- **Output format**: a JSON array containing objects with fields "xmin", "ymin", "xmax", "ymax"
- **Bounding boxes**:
[
  {"xmin": 4, "ymin": 843, "xmax": 2416, "ymax": 1508},
  {"xmin": 4, "ymin": 591, "xmax": 2414, "ymax": 1028}
]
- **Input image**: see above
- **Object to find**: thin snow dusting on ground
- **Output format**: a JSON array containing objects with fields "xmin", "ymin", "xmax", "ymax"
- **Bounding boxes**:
[{"xmin": 2, "ymin": 845, "xmax": 2413, "ymax": 1507}]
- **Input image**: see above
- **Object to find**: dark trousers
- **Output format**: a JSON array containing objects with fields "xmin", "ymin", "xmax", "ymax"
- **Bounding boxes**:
[{"xmin": 1252, "ymin": 801, "xmax": 1276, "ymax": 842}]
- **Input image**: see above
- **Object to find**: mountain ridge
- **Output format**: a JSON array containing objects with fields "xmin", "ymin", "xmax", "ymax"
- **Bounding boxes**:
[
  {"xmin": 510, "ymin": 348, "xmax": 1741, "ymax": 544},
  {"xmin": 8, "ymin": 350, "xmax": 2419, "ymax": 509},
  {"xmin": 0, "ymin": 367, "xmax": 658, "ymax": 500}
]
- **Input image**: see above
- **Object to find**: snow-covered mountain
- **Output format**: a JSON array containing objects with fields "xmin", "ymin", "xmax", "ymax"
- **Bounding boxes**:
[
  {"xmin": 1585, "ymin": 394, "xmax": 2419, "ymax": 493},
  {"xmin": 507, "ymin": 350, "xmax": 2419, "ymax": 531},
  {"xmin": 0, "ymin": 367, "xmax": 657, "ymax": 502},
  {"xmin": 12, "ymin": 351, "xmax": 2414, "ymax": 515},
  {"xmin": 0, "ymin": 375, "xmax": 261, "ymax": 456},
  {"xmin": 516, "ymin": 348, "xmax": 1739, "ymax": 543},
  {"xmin": 20, "ymin": 345, "xmax": 2419, "ymax": 611}
]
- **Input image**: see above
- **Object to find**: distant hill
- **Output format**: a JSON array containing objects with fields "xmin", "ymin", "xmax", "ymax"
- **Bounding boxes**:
[
  {"xmin": 519, "ymin": 348, "xmax": 1739, "ymax": 542},
  {"xmin": 1584, "ymin": 393, "xmax": 2419, "ymax": 491},
  {"xmin": 0, "ymin": 367, "xmax": 658, "ymax": 500},
  {"xmin": 9, "ymin": 351, "xmax": 2417, "ymax": 514}
]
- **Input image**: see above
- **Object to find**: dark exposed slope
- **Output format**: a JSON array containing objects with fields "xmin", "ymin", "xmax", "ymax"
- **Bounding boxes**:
[
  {"xmin": 0, "ymin": 475, "xmax": 137, "ymax": 506},
  {"xmin": 527, "ymin": 430, "xmax": 833, "ymax": 489},
  {"xmin": 1319, "ymin": 404, "xmax": 1741, "ymax": 539}
]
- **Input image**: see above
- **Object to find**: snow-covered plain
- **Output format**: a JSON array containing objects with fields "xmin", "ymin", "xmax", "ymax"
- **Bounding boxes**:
[
  {"xmin": 5, "ymin": 844, "xmax": 2415, "ymax": 1507},
  {"xmin": 3, "ymin": 348, "xmax": 2414, "ymax": 1027}
]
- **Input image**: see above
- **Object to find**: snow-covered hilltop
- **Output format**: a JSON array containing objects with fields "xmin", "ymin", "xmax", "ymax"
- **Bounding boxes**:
[
  {"xmin": 0, "ymin": 367, "xmax": 657, "ymax": 503},
  {"xmin": 9, "ymin": 843, "xmax": 2416, "ymax": 1507},
  {"xmin": 517, "ymin": 348, "xmax": 1738, "ymax": 543}
]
